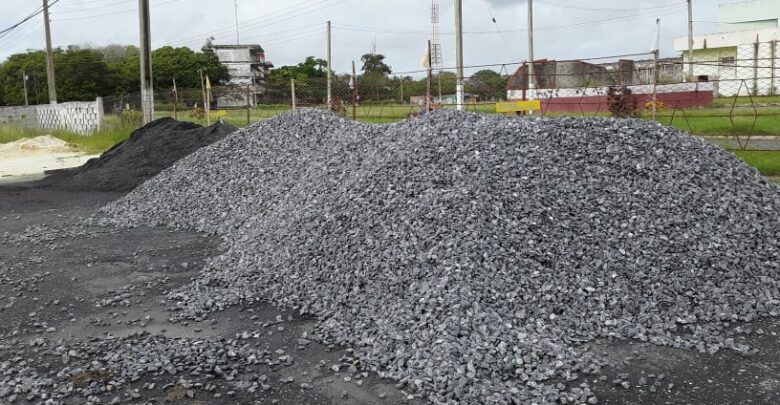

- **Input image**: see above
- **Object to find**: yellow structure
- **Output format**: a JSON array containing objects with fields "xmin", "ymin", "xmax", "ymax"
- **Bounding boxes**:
[{"xmin": 496, "ymin": 100, "xmax": 541, "ymax": 113}]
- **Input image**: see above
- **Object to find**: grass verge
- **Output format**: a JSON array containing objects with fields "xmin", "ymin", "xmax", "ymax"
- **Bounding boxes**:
[
  {"xmin": 733, "ymin": 151, "xmax": 780, "ymax": 177},
  {"xmin": 0, "ymin": 116, "xmax": 135, "ymax": 154}
]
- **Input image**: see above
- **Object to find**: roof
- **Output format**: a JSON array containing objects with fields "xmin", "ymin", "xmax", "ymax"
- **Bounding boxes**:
[{"xmin": 212, "ymin": 44, "xmax": 265, "ymax": 52}]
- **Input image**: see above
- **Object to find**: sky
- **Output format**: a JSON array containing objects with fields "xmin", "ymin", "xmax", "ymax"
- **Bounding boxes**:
[{"xmin": 0, "ymin": 0, "xmax": 724, "ymax": 76}]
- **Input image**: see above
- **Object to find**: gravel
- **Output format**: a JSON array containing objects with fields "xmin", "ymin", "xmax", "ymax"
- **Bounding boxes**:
[
  {"xmin": 39, "ymin": 118, "xmax": 236, "ymax": 191},
  {"xmin": 97, "ymin": 109, "xmax": 780, "ymax": 404}
]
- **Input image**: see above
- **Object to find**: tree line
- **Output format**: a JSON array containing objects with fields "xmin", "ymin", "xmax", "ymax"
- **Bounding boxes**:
[
  {"xmin": 0, "ymin": 45, "xmax": 227, "ymax": 106},
  {"xmin": 0, "ymin": 44, "xmax": 508, "ymax": 107}
]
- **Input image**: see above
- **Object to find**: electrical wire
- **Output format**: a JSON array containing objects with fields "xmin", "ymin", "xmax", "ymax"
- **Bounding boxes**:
[
  {"xmin": 53, "ymin": 0, "xmax": 184, "ymax": 22},
  {"xmin": 535, "ymin": 0, "xmax": 684, "ymax": 12}
]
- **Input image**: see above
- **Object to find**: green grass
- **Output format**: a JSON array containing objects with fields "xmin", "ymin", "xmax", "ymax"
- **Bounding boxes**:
[
  {"xmin": 0, "ymin": 115, "xmax": 136, "ymax": 154},
  {"xmin": 733, "ymin": 151, "xmax": 780, "ymax": 177},
  {"xmin": 712, "ymin": 95, "xmax": 780, "ymax": 108}
]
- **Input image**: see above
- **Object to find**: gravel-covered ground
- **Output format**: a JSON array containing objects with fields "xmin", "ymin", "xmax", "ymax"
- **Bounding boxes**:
[
  {"xmin": 1, "ymin": 110, "xmax": 779, "ymax": 405},
  {"xmin": 0, "ymin": 188, "xmax": 424, "ymax": 405},
  {"xmin": 99, "ymin": 110, "xmax": 779, "ymax": 404}
]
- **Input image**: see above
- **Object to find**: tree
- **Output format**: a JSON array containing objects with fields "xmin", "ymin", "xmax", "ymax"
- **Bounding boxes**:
[
  {"xmin": 54, "ymin": 48, "xmax": 113, "ymax": 101},
  {"xmin": 265, "ymin": 56, "xmax": 330, "ymax": 104},
  {"xmin": 359, "ymin": 54, "xmax": 393, "ymax": 102},
  {"xmin": 0, "ymin": 51, "xmax": 47, "ymax": 105},
  {"xmin": 466, "ymin": 69, "xmax": 506, "ymax": 101},
  {"xmin": 361, "ymin": 54, "xmax": 391, "ymax": 76},
  {"xmin": 151, "ymin": 46, "xmax": 228, "ymax": 89}
]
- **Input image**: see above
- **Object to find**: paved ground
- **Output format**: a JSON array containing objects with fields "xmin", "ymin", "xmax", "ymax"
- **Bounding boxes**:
[{"xmin": 0, "ymin": 184, "xmax": 778, "ymax": 404}]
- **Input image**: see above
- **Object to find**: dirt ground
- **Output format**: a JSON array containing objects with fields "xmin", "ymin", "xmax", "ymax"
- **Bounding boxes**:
[{"xmin": 0, "ymin": 184, "xmax": 778, "ymax": 404}]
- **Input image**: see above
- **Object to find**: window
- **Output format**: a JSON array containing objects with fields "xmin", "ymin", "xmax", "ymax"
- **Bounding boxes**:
[{"xmin": 720, "ymin": 56, "xmax": 736, "ymax": 66}]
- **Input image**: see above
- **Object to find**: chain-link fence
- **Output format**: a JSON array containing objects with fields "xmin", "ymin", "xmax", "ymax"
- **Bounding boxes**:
[{"xmin": 101, "ymin": 45, "xmax": 780, "ymax": 150}]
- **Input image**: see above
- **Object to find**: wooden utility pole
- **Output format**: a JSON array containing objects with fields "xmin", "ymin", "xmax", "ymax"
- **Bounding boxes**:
[
  {"xmin": 687, "ymin": 0, "xmax": 694, "ymax": 80},
  {"xmin": 326, "ymin": 21, "xmax": 332, "ymax": 110},
  {"xmin": 527, "ymin": 0, "xmax": 535, "ymax": 92},
  {"xmin": 139, "ymin": 0, "xmax": 154, "ymax": 124},
  {"xmin": 42, "ymin": 0, "xmax": 57, "ymax": 104},
  {"xmin": 454, "ymin": 0, "xmax": 464, "ymax": 111},
  {"xmin": 23, "ymin": 71, "xmax": 29, "ymax": 106},
  {"xmin": 199, "ymin": 69, "xmax": 207, "ymax": 114}
]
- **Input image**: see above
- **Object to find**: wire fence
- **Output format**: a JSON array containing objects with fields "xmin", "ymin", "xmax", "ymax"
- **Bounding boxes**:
[{"xmin": 20, "ymin": 44, "xmax": 780, "ymax": 151}]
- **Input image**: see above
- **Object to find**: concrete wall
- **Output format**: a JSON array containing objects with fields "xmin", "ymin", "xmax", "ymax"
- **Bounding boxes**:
[
  {"xmin": 718, "ymin": 0, "xmax": 780, "ymax": 33},
  {"xmin": 0, "ymin": 98, "xmax": 103, "ymax": 135}
]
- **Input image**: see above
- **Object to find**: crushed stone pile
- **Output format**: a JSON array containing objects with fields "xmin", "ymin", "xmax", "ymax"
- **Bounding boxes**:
[
  {"xmin": 39, "ymin": 118, "xmax": 236, "ymax": 191},
  {"xmin": 98, "ymin": 109, "xmax": 780, "ymax": 404}
]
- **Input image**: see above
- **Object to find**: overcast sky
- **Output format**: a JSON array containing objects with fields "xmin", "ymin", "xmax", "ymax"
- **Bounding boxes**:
[{"xmin": 0, "ymin": 0, "xmax": 723, "ymax": 75}]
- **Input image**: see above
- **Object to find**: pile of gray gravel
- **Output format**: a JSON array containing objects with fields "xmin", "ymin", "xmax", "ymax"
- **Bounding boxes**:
[
  {"xmin": 99, "ymin": 109, "xmax": 780, "ymax": 404},
  {"xmin": 39, "ymin": 118, "xmax": 236, "ymax": 191}
]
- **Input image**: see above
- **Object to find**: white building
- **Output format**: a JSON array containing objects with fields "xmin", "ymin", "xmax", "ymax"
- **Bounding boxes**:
[
  {"xmin": 212, "ymin": 45, "xmax": 273, "ymax": 107},
  {"xmin": 674, "ymin": 0, "xmax": 780, "ymax": 96}
]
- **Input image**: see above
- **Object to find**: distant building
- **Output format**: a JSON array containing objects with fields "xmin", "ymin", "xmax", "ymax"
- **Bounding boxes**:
[
  {"xmin": 212, "ymin": 44, "xmax": 274, "ymax": 107},
  {"xmin": 674, "ymin": 0, "xmax": 780, "ymax": 96}
]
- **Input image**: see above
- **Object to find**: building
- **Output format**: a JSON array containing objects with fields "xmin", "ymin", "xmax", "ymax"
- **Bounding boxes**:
[
  {"xmin": 674, "ymin": 0, "xmax": 780, "ymax": 96},
  {"xmin": 506, "ymin": 57, "xmax": 712, "ymax": 113},
  {"xmin": 211, "ymin": 45, "xmax": 274, "ymax": 107}
]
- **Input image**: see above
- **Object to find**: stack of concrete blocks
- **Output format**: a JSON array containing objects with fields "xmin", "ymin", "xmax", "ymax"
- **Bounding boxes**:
[{"xmin": 0, "ymin": 98, "xmax": 103, "ymax": 135}]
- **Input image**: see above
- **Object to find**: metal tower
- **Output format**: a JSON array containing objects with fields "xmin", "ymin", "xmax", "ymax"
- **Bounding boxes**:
[{"xmin": 430, "ymin": 0, "xmax": 443, "ymax": 72}]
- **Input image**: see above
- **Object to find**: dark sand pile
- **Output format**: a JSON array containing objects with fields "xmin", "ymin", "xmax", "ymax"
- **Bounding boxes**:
[{"xmin": 40, "ymin": 118, "xmax": 236, "ymax": 191}]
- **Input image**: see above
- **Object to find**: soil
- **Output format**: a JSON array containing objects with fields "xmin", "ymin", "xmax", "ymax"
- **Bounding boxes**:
[{"xmin": 0, "ymin": 184, "xmax": 778, "ymax": 404}]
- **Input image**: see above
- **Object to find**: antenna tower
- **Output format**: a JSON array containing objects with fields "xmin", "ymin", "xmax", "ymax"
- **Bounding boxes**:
[{"xmin": 430, "ymin": 0, "xmax": 443, "ymax": 72}]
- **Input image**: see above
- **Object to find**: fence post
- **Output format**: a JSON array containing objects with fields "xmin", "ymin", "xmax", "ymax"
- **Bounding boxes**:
[
  {"xmin": 291, "ymin": 79, "xmax": 297, "ymax": 111},
  {"xmin": 351, "ymin": 60, "xmax": 357, "ymax": 120},
  {"xmin": 172, "ymin": 79, "xmax": 178, "ymax": 121},
  {"xmin": 246, "ymin": 84, "xmax": 251, "ymax": 126},
  {"xmin": 652, "ymin": 49, "xmax": 659, "ymax": 122},
  {"xmin": 771, "ymin": 40, "xmax": 777, "ymax": 96},
  {"xmin": 96, "ymin": 97, "xmax": 104, "ymax": 131}
]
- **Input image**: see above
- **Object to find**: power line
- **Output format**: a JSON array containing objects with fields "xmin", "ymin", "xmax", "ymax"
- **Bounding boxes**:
[
  {"xmin": 535, "ymin": 0, "xmax": 684, "ymax": 12},
  {"xmin": 52, "ymin": 0, "xmax": 184, "ymax": 22},
  {"xmin": 0, "ymin": 0, "xmax": 62, "ymax": 40},
  {"xmin": 167, "ymin": 0, "xmax": 352, "ymax": 48}
]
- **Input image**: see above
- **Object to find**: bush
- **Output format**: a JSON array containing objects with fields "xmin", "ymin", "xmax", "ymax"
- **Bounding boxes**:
[{"xmin": 607, "ymin": 86, "xmax": 639, "ymax": 118}]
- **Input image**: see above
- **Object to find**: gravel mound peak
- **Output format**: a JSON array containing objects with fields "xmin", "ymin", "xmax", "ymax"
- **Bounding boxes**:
[
  {"xmin": 40, "ymin": 117, "xmax": 236, "ymax": 191},
  {"xmin": 99, "ymin": 108, "xmax": 780, "ymax": 404}
]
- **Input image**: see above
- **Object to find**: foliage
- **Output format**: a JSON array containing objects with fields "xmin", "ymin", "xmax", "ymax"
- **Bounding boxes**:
[
  {"xmin": 606, "ymin": 86, "xmax": 639, "ymax": 118},
  {"xmin": 0, "ymin": 45, "xmax": 227, "ymax": 106},
  {"xmin": 360, "ymin": 54, "xmax": 392, "ymax": 76},
  {"xmin": 466, "ymin": 69, "xmax": 506, "ymax": 101},
  {"xmin": 151, "ymin": 46, "xmax": 228, "ymax": 89}
]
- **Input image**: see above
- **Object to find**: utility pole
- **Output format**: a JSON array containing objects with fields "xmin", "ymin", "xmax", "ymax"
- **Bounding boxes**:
[
  {"xmin": 42, "ymin": 0, "xmax": 57, "ymax": 104},
  {"xmin": 326, "ymin": 21, "xmax": 333, "ymax": 110},
  {"xmin": 687, "ymin": 0, "xmax": 694, "ymax": 80},
  {"xmin": 454, "ymin": 0, "xmax": 464, "ymax": 111},
  {"xmin": 139, "ymin": 0, "xmax": 154, "ymax": 124},
  {"xmin": 234, "ymin": 0, "xmax": 240, "ymax": 45},
  {"xmin": 527, "ymin": 0, "xmax": 535, "ymax": 92},
  {"xmin": 199, "ymin": 69, "xmax": 207, "ymax": 115},
  {"xmin": 23, "ymin": 71, "xmax": 29, "ymax": 106}
]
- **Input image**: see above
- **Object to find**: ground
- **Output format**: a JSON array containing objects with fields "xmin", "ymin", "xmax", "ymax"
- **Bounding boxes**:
[{"xmin": 0, "ymin": 184, "xmax": 779, "ymax": 404}]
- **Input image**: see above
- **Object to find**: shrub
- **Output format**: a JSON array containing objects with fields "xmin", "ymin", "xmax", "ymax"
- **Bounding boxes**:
[{"xmin": 607, "ymin": 86, "xmax": 639, "ymax": 118}]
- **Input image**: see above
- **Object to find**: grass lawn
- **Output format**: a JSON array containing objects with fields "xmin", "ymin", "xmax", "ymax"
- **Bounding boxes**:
[
  {"xmin": 0, "ymin": 115, "xmax": 137, "ymax": 154},
  {"xmin": 733, "ymin": 151, "xmax": 780, "ymax": 177}
]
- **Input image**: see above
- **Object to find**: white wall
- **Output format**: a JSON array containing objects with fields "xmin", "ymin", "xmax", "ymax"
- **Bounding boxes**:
[{"xmin": 0, "ymin": 98, "xmax": 103, "ymax": 135}]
